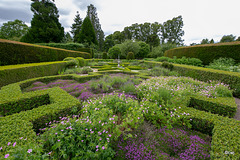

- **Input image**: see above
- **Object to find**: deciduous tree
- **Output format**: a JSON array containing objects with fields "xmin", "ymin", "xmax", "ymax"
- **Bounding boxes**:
[
  {"xmin": 160, "ymin": 15, "xmax": 184, "ymax": 45},
  {"xmin": 0, "ymin": 19, "xmax": 28, "ymax": 41}
]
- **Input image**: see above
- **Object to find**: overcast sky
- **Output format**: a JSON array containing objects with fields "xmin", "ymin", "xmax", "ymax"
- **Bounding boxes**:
[{"xmin": 0, "ymin": 0, "xmax": 240, "ymax": 45}]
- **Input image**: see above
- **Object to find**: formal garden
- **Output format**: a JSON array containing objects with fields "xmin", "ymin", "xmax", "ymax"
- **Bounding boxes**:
[{"xmin": 0, "ymin": 39, "xmax": 240, "ymax": 159}]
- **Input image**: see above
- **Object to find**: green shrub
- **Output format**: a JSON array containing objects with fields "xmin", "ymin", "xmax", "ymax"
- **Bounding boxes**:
[
  {"xmin": 146, "ymin": 67, "xmax": 179, "ymax": 77},
  {"xmin": 63, "ymin": 57, "xmax": 79, "ymax": 67},
  {"xmin": 76, "ymin": 57, "xmax": 85, "ymax": 67},
  {"xmin": 162, "ymin": 62, "xmax": 174, "ymax": 70},
  {"xmin": 102, "ymin": 52, "xmax": 108, "ymax": 59},
  {"xmin": 156, "ymin": 56, "xmax": 172, "ymax": 62},
  {"xmin": 0, "ymin": 39, "xmax": 90, "ymax": 66},
  {"xmin": 126, "ymin": 52, "xmax": 135, "ymax": 60}
]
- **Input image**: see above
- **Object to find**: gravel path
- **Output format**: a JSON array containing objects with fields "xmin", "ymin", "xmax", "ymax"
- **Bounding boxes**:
[{"xmin": 234, "ymin": 97, "xmax": 240, "ymax": 121}]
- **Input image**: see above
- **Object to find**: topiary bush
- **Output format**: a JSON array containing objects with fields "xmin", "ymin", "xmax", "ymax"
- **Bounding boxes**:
[
  {"xmin": 76, "ymin": 57, "xmax": 85, "ymax": 67},
  {"xmin": 126, "ymin": 52, "xmax": 135, "ymax": 60},
  {"xmin": 63, "ymin": 57, "xmax": 79, "ymax": 67},
  {"xmin": 102, "ymin": 52, "xmax": 108, "ymax": 59}
]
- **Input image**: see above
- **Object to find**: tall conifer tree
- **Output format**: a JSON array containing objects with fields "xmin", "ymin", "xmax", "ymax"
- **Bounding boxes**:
[
  {"xmin": 87, "ymin": 4, "xmax": 105, "ymax": 50},
  {"xmin": 78, "ymin": 16, "xmax": 98, "ymax": 46},
  {"xmin": 71, "ymin": 11, "xmax": 83, "ymax": 42}
]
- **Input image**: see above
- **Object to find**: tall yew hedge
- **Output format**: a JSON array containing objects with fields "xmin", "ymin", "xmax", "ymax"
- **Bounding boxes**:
[
  {"xmin": 0, "ymin": 39, "xmax": 91, "ymax": 66},
  {"xmin": 164, "ymin": 42, "xmax": 240, "ymax": 65}
]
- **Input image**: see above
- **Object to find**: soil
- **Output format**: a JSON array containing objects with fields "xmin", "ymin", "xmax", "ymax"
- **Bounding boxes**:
[{"xmin": 234, "ymin": 97, "xmax": 240, "ymax": 121}]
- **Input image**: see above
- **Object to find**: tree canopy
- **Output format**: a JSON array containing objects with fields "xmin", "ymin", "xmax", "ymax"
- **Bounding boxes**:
[
  {"xmin": 78, "ymin": 16, "xmax": 98, "ymax": 46},
  {"xmin": 71, "ymin": 11, "xmax": 82, "ymax": 42},
  {"xmin": 0, "ymin": 19, "xmax": 29, "ymax": 41},
  {"xmin": 87, "ymin": 4, "xmax": 104, "ymax": 51},
  {"xmin": 21, "ymin": 0, "xmax": 64, "ymax": 43}
]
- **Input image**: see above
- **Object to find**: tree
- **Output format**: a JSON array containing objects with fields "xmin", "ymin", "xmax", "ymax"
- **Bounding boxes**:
[
  {"xmin": 236, "ymin": 36, "xmax": 240, "ymax": 41},
  {"xmin": 61, "ymin": 32, "xmax": 73, "ymax": 43},
  {"xmin": 71, "ymin": 11, "xmax": 82, "ymax": 42},
  {"xmin": 21, "ymin": 0, "xmax": 64, "ymax": 43},
  {"xmin": 160, "ymin": 15, "xmax": 184, "ymax": 45},
  {"xmin": 220, "ymin": 34, "xmax": 236, "ymax": 43},
  {"xmin": 103, "ymin": 34, "xmax": 115, "ymax": 52},
  {"xmin": 108, "ymin": 46, "xmax": 121, "ymax": 59},
  {"xmin": 209, "ymin": 39, "xmax": 214, "ymax": 44},
  {"xmin": 87, "ymin": 4, "xmax": 105, "ymax": 51},
  {"xmin": 200, "ymin": 38, "xmax": 210, "ymax": 44},
  {"xmin": 0, "ymin": 19, "xmax": 29, "ymax": 41},
  {"xmin": 112, "ymin": 31, "xmax": 125, "ymax": 44},
  {"xmin": 78, "ymin": 16, "xmax": 98, "ymax": 46},
  {"xmin": 116, "ymin": 40, "xmax": 140, "ymax": 59},
  {"xmin": 136, "ymin": 41, "xmax": 150, "ymax": 59}
]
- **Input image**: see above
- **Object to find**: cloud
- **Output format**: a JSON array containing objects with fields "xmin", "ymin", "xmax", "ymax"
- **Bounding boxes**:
[
  {"xmin": 0, "ymin": 7, "xmax": 33, "ymax": 23},
  {"xmin": 58, "ymin": 8, "xmax": 71, "ymax": 16},
  {"xmin": 73, "ymin": 0, "xmax": 99, "ymax": 10}
]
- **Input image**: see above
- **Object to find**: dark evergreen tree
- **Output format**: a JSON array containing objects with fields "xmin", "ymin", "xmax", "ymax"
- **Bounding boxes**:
[
  {"xmin": 71, "ymin": 11, "xmax": 82, "ymax": 42},
  {"xmin": 87, "ymin": 4, "xmax": 105, "ymax": 50},
  {"xmin": 21, "ymin": 0, "xmax": 64, "ymax": 43},
  {"xmin": 78, "ymin": 16, "xmax": 98, "ymax": 46}
]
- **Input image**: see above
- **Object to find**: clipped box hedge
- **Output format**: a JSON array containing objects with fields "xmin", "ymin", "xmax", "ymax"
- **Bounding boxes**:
[
  {"xmin": 144, "ymin": 61, "xmax": 240, "ymax": 98},
  {"xmin": 188, "ymin": 95, "xmax": 237, "ymax": 118},
  {"xmin": 164, "ymin": 41, "xmax": 240, "ymax": 65},
  {"xmin": 0, "ymin": 86, "xmax": 81, "ymax": 157},
  {"xmin": 0, "ymin": 39, "xmax": 91, "ymax": 66},
  {"xmin": 178, "ymin": 103, "xmax": 240, "ymax": 160},
  {"xmin": 0, "ymin": 61, "xmax": 67, "ymax": 88}
]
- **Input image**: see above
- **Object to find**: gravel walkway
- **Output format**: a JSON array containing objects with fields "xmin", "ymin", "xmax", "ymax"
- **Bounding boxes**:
[{"xmin": 234, "ymin": 97, "xmax": 240, "ymax": 121}]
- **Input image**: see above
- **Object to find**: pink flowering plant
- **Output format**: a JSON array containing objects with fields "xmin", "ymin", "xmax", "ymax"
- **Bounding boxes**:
[{"xmin": 40, "ymin": 93, "xmax": 144, "ymax": 159}]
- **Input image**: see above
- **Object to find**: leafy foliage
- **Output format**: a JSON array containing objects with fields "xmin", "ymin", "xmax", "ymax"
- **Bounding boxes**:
[
  {"xmin": 0, "ymin": 19, "xmax": 29, "ymax": 41},
  {"xmin": 160, "ymin": 15, "xmax": 184, "ymax": 45},
  {"xmin": 108, "ymin": 46, "xmax": 121, "ymax": 59},
  {"xmin": 21, "ymin": 0, "xmax": 64, "ymax": 43},
  {"xmin": 126, "ymin": 52, "xmax": 135, "ymax": 60},
  {"xmin": 220, "ymin": 34, "xmax": 236, "ymax": 43}
]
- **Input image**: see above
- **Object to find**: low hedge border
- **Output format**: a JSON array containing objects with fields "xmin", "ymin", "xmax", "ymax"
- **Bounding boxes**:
[
  {"xmin": 0, "ymin": 39, "xmax": 91, "ymax": 66},
  {"xmin": 0, "ymin": 61, "xmax": 67, "ymax": 88},
  {"xmin": 188, "ymin": 95, "xmax": 237, "ymax": 118},
  {"xmin": 0, "ymin": 87, "xmax": 81, "ymax": 157},
  {"xmin": 0, "ymin": 94, "xmax": 50, "ymax": 116},
  {"xmin": 144, "ymin": 61, "xmax": 240, "ymax": 98},
  {"xmin": 178, "ymin": 104, "xmax": 240, "ymax": 159}
]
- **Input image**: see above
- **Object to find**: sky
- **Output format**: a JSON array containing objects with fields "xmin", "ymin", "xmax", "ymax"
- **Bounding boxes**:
[{"xmin": 0, "ymin": 0, "xmax": 240, "ymax": 45}]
